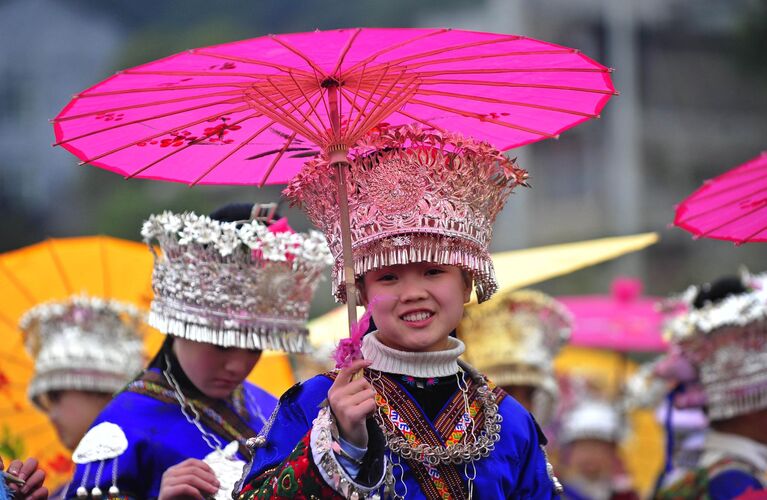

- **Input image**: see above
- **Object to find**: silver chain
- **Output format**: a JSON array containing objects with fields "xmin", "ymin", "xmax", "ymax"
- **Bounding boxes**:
[{"xmin": 163, "ymin": 353, "xmax": 224, "ymax": 452}]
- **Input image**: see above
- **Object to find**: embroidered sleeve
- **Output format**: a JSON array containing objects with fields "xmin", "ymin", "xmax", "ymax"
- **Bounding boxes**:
[{"xmin": 237, "ymin": 407, "xmax": 388, "ymax": 500}]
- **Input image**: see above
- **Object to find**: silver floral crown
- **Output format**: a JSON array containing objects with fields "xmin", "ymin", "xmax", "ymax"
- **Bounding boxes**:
[
  {"xmin": 663, "ymin": 271, "xmax": 767, "ymax": 420},
  {"xmin": 20, "ymin": 295, "xmax": 146, "ymax": 404},
  {"xmin": 141, "ymin": 210, "xmax": 332, "ymax": 353},
  {"xmin": 284, "ymin": 124, "xmax": 527, "ymax": 303}
]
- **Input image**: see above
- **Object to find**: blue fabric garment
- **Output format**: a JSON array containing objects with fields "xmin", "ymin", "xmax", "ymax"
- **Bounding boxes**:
[
  {"xmin": 708, "ymin": 469, "xmax": 765, "ymax": 499},
  {"xmin": 242, "ymin": 374, "xmax": 558, "ymax": 499},
  {"xmin": 64, "ymin": 379, "xmax": 277, "ymax": 499}
]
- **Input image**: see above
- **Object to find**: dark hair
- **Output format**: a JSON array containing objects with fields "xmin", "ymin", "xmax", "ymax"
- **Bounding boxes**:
[
  {"xmin": 208, "ymin": 203, "xmax": 282, "ymax": 224},
  {"xmin": 693, "ymin": 276, "xmax": 747, "ymax": 309}
]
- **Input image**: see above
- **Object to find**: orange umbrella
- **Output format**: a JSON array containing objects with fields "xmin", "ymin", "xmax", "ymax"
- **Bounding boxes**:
[{"xmin": 0, "ymin": 236, "xmax": 294, "ymax": 490}]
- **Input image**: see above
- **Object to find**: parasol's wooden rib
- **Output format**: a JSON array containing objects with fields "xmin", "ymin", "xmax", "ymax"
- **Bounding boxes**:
[
  {"xmin": 332, "ymin": 27, "xmax": 363, "ymax": 77},
  {"xmin": 0, "ymin": 260, "xmax": 38, "ymax": 305},
  {"xmin": 46, "ymin": 240, "xmax": 73, "ymax": 296},
  {"xmin": 352, "ymin": 34, "xmax": 525, "ymax": 72},
  {"xmin": 1, "ymin": 352, "xmax": 34, "ymax": 370},
  {"xmin": 406, "ymin": 97, "xmax": 557, "ymax": 139},
  {"xmin": 268, "ymin": 34, "xmax": 329, "ymax": 79},
  {"xmin": 343, "ymin": 28, "xmax": 450, "ymax": 74},
  {"xmin": 393, "ymin": 107, "xmax": 447, "ymax": 133},
  {"xmin": 247, "ymin": 87, "xmax": 320, "ymax": 142},
  {"xmin": 418, "ymin": 78, "xmax": 619, "ymax": 95},
  {"xmin": 54, "ymin": 97, "xmax": 246, "ymax": 146},
  {"xmin": 76, "ymin": 82, "xmax": 256, "ymax": 98},
  {"xmin": 190, "ymin": 49, "xmax": 317, "ymax": 78},
  {"xmin": 10, "ymin": 420, "xmax": 54, "ymax": 437},
  {"xmin": 344, "ymin": 63, "xmax": 368, "ymax": 129},
  {"xmin": 126, "ymin": 111, "xmax": 261, "ymax": 179},
  {"xmin": 54, "ymin": 89, "xmax": 245, "ymax": 122},
  {"xmin": 417, "ymin": 78, "xmax": 619, "ymax": 95},
  {"xmin": 287, "ymin": 71, "xmax": 328, "ymax": 135},
  {"xmin": 742, "ymin": 218, "xmax": 767, "ymax": 243},
  {"xmin": 250, "ymin": 84, "xmax": 325, "ymax": 144},
  {"xmin": 79, "ymin": 104, "xmax": 251, "ymax": 166},
  {"xmin": 353, "ymin": 79, "xmax": 420, "ymax": 141},
  {"xmin": 399, "ymin": 49, "xmax": 582, "ymax": 70},
  {"xmin": 697, "ymin": 202, "xmax": 767, "ymax": 241},
  {"xmin": 679, "ymin": 182, "xmax": 767, "ymax": 223},
  {"xmin": 683, "ymin": 171, "xmax": 767, "ymax": 204},
  {"xmin": 0, "ymin": 309, "xmax": 19, "ymax": 330},
  {"xmin": 351, "ymin": 73, "xmax": 414, "ymax": 140},
  {"xmin": 346, "ymin": 65, "xmax": 396, "ymax": 140},
  {"xmin": 412, "ymin": 89, "xmax": 599, "ymax": 118},
  {"xmin": 123, "ymin": 69, "xmax": 282, "ymax": 79},
  {"xmin": 190, "ymin": 120, "xmax": 275, "ymax": 186},
  {"xmin": 267, "ymin": 77, "xmax": 325, "ymax": 139},
  {"xmin": 416, "ymin": 67, "xmax": 611, "ymax": 77},
  {"xmin": 259, "ymin": 132, "xmax": 297, "ymax": 187}
]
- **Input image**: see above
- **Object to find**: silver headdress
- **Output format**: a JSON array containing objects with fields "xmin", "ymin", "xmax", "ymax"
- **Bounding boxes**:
[
  {"xmin": 284, "ymin": 124, "xmax": 528, "ymax": 303},
  {"xmin": 20, "ymin": 295, "xmax": 146, "ymax": 405},
  {"xmin": 141, "ymin": 210, "xmax": 333, "ymax": 353},
  {"xmin": 662, "ymin": 271, "xmax": 767, "ymax": 421},
  {"xmin": 559, "ymin": 398, "xmax": 624, "ymax": 445},
  {"xmin": 458, "ymin": 289, "xmax": 571, "ymax": 425}
]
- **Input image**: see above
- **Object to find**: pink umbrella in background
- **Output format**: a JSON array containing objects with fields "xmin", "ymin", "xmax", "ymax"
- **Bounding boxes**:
[
  {"xmin": 559, "ymin": 277, "xmax": 666, "ymax": 353},
  {"xmin": 674, "ymin": 151, "xmax": 767, "ymax": 245},
  {"xmin": 53, "ymin": 27, "xmax": 617, "ymax": 329}
]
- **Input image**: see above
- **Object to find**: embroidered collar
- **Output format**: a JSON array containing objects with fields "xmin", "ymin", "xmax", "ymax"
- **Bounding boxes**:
[{"xmin": 361, "ymin": 332, "xmax": 465, "ymax": 378}]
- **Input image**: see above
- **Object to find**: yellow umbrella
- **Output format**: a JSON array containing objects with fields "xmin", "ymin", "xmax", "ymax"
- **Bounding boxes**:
[
  {"xmin": 554, "ymin": 346, "xmax": 664, "ymax": 497},
  {"xmin": 307, "ymin": 232, "xmax": 659, "ymax": 352},
  {"xmin": 0, "ymin": 236, "xmax": 294, "ymax": 490}
]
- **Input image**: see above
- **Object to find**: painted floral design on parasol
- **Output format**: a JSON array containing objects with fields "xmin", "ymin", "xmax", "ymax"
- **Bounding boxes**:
[
  {"xmin": 53, "ymin": 27, "xmax": 617, "ymax": 331},
  {"xmin": 674, "ymin": 151, "xmax": 767, "ymax": 245}
]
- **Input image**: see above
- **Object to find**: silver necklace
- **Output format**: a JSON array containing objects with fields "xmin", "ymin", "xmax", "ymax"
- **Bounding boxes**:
[
  {"xmin": 368, "ymin": 367, "xmax": 502, "ymax": 466},
  {"xmin": 163, "ymin": 354, "xmax": 224, "ymax": 451}
]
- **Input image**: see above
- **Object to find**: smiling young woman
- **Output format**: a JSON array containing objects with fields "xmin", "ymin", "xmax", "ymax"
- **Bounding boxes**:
[{"xmin": 236, "ymin": 125, "xmax": 562, "ymax": 500}]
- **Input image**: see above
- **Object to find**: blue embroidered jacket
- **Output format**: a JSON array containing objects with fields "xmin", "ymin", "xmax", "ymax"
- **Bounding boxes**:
[
  {"xmin": 64, "ymin": 368, "xmax": 277, "ymax": 499},
  {"xmin": 237, "ymin": 371, "xmax": 559, "ymax": 499}
]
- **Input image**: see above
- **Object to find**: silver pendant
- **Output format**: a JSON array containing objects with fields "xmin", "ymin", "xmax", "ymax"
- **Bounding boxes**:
[{"xmin": 202, "ymin": 441, "xmax": 247, "ymax": 500}]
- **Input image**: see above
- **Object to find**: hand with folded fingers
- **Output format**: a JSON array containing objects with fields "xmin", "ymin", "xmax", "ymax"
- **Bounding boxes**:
[
  {"xmin": 327, "ymin": 358, "xmax": 377, "ymax": 449},
  {"xmin": 1, "ymin": 456, "xmax": 48, "ymax": 500},
  {"xmin": 159, "ymin": 458, "xmax": 220, "ymax": 500}
]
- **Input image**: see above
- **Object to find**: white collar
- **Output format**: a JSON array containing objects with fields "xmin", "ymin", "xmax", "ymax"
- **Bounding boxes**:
[{"xmin": 361, "ymin": 332, "xmax": 465, "ymax": 378}]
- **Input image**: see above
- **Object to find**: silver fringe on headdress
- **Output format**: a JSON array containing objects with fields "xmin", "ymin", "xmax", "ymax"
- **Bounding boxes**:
[
  {"xmin": 20, "ymin": 295, "xmax": 146, "ymax": 405},
  {"xmin": 663, "ymin": 271, "xmax": 767, "ymax": 421},
  {"xmin": 141, "ymin": 210, "xmax": 332, "ymax": 353},
  {"xmin": 284, "ymin": 124, "xmax": 527, "ymax": 303}
]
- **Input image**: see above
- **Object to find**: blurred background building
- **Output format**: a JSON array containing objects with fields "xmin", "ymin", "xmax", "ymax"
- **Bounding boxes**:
[{"xmin": 1, "ymin": 0, "xmax": 765, "ymax": 315}]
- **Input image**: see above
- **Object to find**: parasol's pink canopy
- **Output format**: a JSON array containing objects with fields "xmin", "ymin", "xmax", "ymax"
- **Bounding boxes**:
[
  {"xmin": 674, "ymin": 151, "xmax": 767, "ymax": 245},
  {"xmin": 559, "ymin": 278, "xmax": 666, "ymax": 353},
  {"xmin": 53, "ymin": 27, "xmax": 616, "ymax": 186}
]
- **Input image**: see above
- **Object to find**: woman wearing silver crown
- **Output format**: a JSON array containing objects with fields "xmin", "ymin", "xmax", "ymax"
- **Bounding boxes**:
[
  {"xmin": 655, "ymin": 273, "xmax": 767, "ymax": 499},
  {"xmin": 20, "ymin": 294, "xmax": 146, "ymax": 499},
  {"xmin": 235, "ymin": 126, "xmax": 561, "ymax": 499},
  {"xmin": 64, "ymin": 204, "xmax": 333, "ymax": 500},
  {"xmin": 458, "ymin": 289, "xmax": 572, "ymax": 427}
]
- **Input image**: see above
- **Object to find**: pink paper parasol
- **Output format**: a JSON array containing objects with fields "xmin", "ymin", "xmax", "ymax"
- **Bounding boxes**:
[
  {"xmin": 674, "ymin": 151, "xmax": 767, "ymax": 245},
  {"xmin": 559, "ymin": 278, "xmax": 666, "ymax": 353},
  {"xmin": 53, "ymin": 27, "xmax": 616, "ymax": 331}
]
